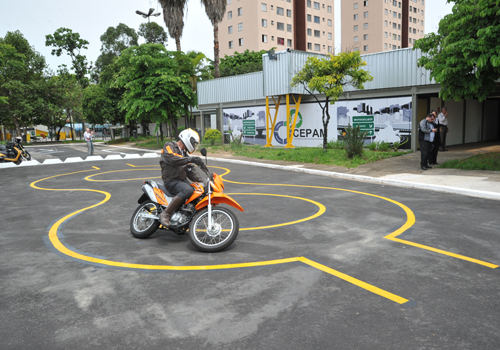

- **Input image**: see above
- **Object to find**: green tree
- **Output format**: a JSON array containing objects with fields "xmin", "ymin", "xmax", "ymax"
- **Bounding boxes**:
[
  {"xmin": 219, "ymin": 49, "xmax": 269, "ymax": 77},
  {"xmin": 138, "ymin": 22, "xmax": 168, "ymax": 46},
  {"xmin": 291, "ymin": 51, "xmax": 373, "ymax": 153},
  {"xmin": 45, "ymin": 28, "xmax": 90, "ymax": 88},
  {"xmin": 82, "ymin": 84, "xmax": 114, "ymax": 128},
  {"xmin": 159, "ymin": 0, "xmax": 187, "ymax": 52},
  {"xmin": 200, "ymin": 0, "xmax": 227, "ymax": 78},
  {"xmin": 0, "ymin": 31, "xmax": 46, "ymax": 138},
  {"xmin": 113, "ymin": 44, "xmax": 197, "ymax": 137},
  {"xmin": 414, "ymin": 0, "xmax": 500, "ymax": 102}
]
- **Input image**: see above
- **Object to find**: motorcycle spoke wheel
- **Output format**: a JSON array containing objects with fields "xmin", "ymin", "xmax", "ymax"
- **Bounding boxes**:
[
  {"xmin": 130, "ymin": 201, "xmax": 160, "ymax": 239},
  {"xmin": 189, "ymin": 207, "xmax": 239, "ymax": 252}
]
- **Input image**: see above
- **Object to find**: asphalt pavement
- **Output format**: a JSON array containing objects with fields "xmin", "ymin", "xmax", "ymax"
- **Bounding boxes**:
[{"xmin": 1, "ymin": 143, "xmax": 499, "ymax": 349}]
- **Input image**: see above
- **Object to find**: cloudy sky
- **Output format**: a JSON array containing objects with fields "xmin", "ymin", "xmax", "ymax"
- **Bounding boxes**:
[{"xmin": 0, "ymin": 0, "xmax": 454, "ymax": 72}]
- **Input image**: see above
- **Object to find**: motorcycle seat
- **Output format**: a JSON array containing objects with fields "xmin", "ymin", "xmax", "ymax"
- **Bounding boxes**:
[{"xmin": 156, "ymin": 182, "xmax": 175, "ymax": 198}]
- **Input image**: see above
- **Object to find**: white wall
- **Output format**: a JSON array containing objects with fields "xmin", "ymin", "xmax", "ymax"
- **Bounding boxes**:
[
  {"xmin": 443, "ymin": 100, "xmax": 464, "ymax": 146},
  {"xmin": 465, "ymin": 99, "xmax": 483, "ymax": 143}
]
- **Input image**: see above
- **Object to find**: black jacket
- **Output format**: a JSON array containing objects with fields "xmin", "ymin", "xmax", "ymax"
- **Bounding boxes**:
[{"xmin": 160, "ymin": 141, "xmax": 204, "ymax": 184}]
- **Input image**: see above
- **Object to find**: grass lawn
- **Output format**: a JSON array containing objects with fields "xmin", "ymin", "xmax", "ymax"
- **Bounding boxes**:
[
  {"xmin": 129, "ymin": 137, "xmax": 410, "ymax": 168},
  {"xmin": 440, "ymin": 152, "xmax": 500, "ymax": 171}
]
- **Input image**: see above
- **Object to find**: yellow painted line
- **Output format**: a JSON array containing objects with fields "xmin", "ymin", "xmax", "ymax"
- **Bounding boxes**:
[
  {"xmin": 222, "ymin": 171, "xmax": 498, "ymax": 269},
  {"xmin": 127, "ymin": 163, "xmax": 160, "ymax": 168},
  {"xmin": 299, "ymin": 257, "xmax": 409, "ymax": 304},
  {"xmin": 31, "ymin": 167, "xmax": 410, "ymax": 304}
]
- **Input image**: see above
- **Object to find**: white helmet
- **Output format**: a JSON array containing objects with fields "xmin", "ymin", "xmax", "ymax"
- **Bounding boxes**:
[{"xmin": 179, "ymin": 128, "xmax": 200, "ymax": 154}]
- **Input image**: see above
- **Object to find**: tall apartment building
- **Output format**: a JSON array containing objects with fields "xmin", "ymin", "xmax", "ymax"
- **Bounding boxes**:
[
  {"xmin": 341, "ymin": 0, "xmax": 426, "ymax": 54},
  {"xmin": 218, "ymin": 0, "xmax": 335, "ymax": 57}
]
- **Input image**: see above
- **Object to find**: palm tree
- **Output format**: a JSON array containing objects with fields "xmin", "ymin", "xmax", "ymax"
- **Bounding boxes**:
[
  {"xmin": 200, "ymin": 0, "xmax": 226, "ymax": 78},
  {"xmin": 158, "ymin": 0, "xmax": 187, "ymax": 52}
]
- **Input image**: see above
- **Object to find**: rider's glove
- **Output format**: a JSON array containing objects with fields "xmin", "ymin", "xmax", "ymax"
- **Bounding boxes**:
[{"xmin": 191, "ymin": 157, "xmax": 203, "ymax": 166}]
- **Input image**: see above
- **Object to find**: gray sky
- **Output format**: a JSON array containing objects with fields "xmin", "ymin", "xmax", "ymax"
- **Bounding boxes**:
[{"xmin": 0, "ymin": 0, "xmax": 454, "ymax": 72}]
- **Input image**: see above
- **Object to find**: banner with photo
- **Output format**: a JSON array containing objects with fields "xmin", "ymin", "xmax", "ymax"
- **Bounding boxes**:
[{"xmin": 222, "ymin": 96, "xmax": 412, "ymax": 149}]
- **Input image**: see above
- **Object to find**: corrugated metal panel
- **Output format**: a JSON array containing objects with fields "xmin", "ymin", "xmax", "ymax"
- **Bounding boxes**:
[
  {"xmin": 198, "ymin": 48, "xmax": 436, "ymax": 106},
  {"xmin": 197, "ymin": 71, "xmax": 264, "ymax": 105}
]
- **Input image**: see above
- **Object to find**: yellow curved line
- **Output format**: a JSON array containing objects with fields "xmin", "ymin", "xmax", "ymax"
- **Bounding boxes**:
[{"xmin": 223, "ymin": 177, "xmax": 498, "ymax": 269}]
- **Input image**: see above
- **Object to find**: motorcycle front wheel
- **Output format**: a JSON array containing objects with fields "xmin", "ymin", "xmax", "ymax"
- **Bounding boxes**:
[
  {"xmin": 188, "ymin": 207, "xmax": 239, "ymax": 253},
  {"xmin": 22, "ymin": 151, "xmax": 31, "ymax": 161},
  {"xmin": 130, "ymin": 201, "xmax": 161, "ymax": 239}
]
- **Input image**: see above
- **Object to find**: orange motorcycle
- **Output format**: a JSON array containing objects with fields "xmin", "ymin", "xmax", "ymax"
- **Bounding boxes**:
[
  {"xmin": 130, "ymin": 148, "xmax": 244, "ymax": 252},
  {"xmin": 0, "ymin": 138, "xmax": 31, "ymax": 165}
]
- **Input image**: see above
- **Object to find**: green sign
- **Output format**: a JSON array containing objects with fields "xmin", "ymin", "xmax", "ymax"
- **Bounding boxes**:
[
  {"xmin": 242, "ymin": 120, "xmax": 256, "ymax": 136},
  {"xmin": 352, "ymin": 115, "xmax": 374, "ymax": 136}
]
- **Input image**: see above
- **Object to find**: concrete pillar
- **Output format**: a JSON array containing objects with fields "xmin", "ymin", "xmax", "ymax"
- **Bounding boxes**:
[{"xmin": 411, "ymin": 92, "xmax": 418, "ymax": 151}]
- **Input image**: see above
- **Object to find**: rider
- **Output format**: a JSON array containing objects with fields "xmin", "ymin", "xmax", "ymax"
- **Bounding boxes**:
[{"xmin": 159, "ymin": 128, "xmax": 205, "ymax": 227}]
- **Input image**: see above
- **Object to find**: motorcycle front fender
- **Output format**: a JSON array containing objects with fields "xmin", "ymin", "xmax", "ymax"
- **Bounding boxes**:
[{"xmin": 195, "ymin": 192, "xmax": 244, "ymax": 212}]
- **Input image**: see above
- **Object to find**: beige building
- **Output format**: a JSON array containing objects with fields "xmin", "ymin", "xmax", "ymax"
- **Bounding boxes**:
[
  {"xmin": 218, "ymin": 0, "xmax": 335, "ymax": 57},
  {"xmin": 341, "ymin": 0, "xmax": 426, "ymax": 54}
]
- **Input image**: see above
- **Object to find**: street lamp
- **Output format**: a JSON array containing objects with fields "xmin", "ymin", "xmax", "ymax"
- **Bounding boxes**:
[
  {"xmin": 136, "ymin": 8, "xmax": 161, "ymax": 24},
  {"xmin": 136, "ymin": 8, "xmax": 161, "ymax": 44}
]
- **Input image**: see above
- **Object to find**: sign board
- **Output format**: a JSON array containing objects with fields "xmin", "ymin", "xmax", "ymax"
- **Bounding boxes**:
[
  {"xmin": 352, "ymin": 115, "xmax": 375, "ymax": 136},
  {"xmin": 242, "ymin": 119, "xmax": 256, "ymax": 136}
]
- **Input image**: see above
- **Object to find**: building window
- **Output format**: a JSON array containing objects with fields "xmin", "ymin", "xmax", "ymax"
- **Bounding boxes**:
[
  {"xmin": 354, "ymin": 25, "xmax": 358, "ymax": 31},
  {"xmin": 384, "ymin": 20, "xmax": 388, "ymax": 26},
  {"xmin": 228, "ymin": 0, "xmax": 231, "ymax": 4},
  {"xmin": 393, "ymin": 34, "xmax": 397, "ymax": 39},
  {"xmin": 385, "ymin": 9, "xmax": 388, "ymax": 14},
  {"xmin": 237, "ymin": 7, "xmax": 242, "ymax": 16},
  {"xmin": 261, "ymin": 3, "xmax": 267, "ymax": 11},
  {"xmin": 328, "ymin": 46, "xmax": 332, "ymax": 53},
  {"xmin": 384, "ymin": 43, "xmax": 388, "ymax": 49},
  {"xmin": 307, "ymin": 0, "xmax": 312, "ymax": 7},
  {"xmin": 364, "ymin": 34, "xmax": 368, "ymax": 40},
  {"xmin": 327, "ymin": 19, "xmax": 332, "ymax": 26},
  {"xmin": 307, "ymin": 14, "xmax": 312, "ymax": 22},
  {"xmin": 393, "ymin": 0, "xmax": 397, "ymax": 5},
  {"xmin": 409, "ymin": 38, "xmax": 412, "ymax": 43},
  {"xmin": 228, "ymin": 11, "xmax": 232, "ymax": 19},
  {"xmin": 307, "ymin": 28, "xmax": 312, "ymax": 36},
  {"xmin": 277, "ymin": 22, "xmax": 284, "ymax": 30},
  {"xmin": 287, "ymin": 39, "xmax": 292, "ymax": 47},
  {"xmin": 354, "ymin": 36, "xmax": 358, "ymax": 42},
  {"xmin": 393, "ymin": 12, "xmax": 397, "ymax": 18},
  {"xmin": 393, "ymin": 23, "xmax": 397, "ymax": 29},
  {"xmin": 287, "ymin": 24, "xmax": 292, "ymax": 32},
  {"xmin": 354, "ymin": 47, "xmax": 359, "ymax": 51},
  {"xmin": 410, "ymin": 6, "xmax": 412, "ymax": 11},
  {"xmin": 363, "ymin": 22, "xmax": 368, "ymax": 29},
  {"xmin": 271, "ymin": 5, "xmax": 274, "ymax": 10},
  {"xmin": 398, "ymin": 24, "xmax": 401, "ymax": 29},
  {"xmin": 413, "ymin": 28, "xmax": 416, "ymax": 34},
  {"xmin": 262, "ymin": 34, "xmax": 267, "ymax": 43},
  {"xmin": 287, "ymin": 9, "xmax": 292, "ymax": 17},
  {"xmin": 277, "ymin": 7, "xmax": 284, "ymax": 15},
  {"xmin": 384, "ymin": 31, "xmax": 388, "ymax": 38},
  {"xmin": 228, "ymin": 26, "xmax": 233, "ymax": 34},
  {"xmin": 314, "ymin": 2, "xmax": 320, "ymax": 9},
  {"xmin": 314, "ymin": 16, "xmax": 320, "ymax": 23},
  {"xmin": 277, "ymin": 37, "xmax": 285, "ymax": 45},
  {"xmin": 393, "ymin": 44, "xmax": 396, "ymax": 49},
  {"xmin": 364, "ymin": 0, "xmax": 369, "ymax": 5},
  {"xmin": 262, "ymin": 19, "xmax": 267, "ymax": 27},
  {"xmin": 327, "ymin": 5, "xmax": 332, "ymax": 12},
  {"xmin": 314, "ymin": 30, "xmax": 320, "ymax": 37},
  {"xmin": 238, "ymin": 38, "xmax": 243, "ymax": 46},
  {"xmin": 399, "ymin": 1, "xmax": 401, "ymax": 7},
  {"xmin": 354, "ymin": 3, "xmax": 358, "ymax": 9},
  {"xmin": 271, "ymin": 36, "xmax": 274, "ymax": 41},
  {"xmin": 328, "ymin": 32, "xmax": 332, "ymax": 40},
  {"xmin": 238, "ymin": 23, "xmax": 243, "ymax": 31},
  {"xmin": 364, "ymin": 45, "xmax": 369, "ymax": 51},
  {"xmin": 307, "ymin": 42, "xmax": 312, "ymax": 50},
  {"xmin": 314, "ymin": 43, "xmax": 320, "ymax": 51},
  {"xmin": 354, "ymin": 14, "xmax": 358, "ymax": 20},
  {"xmin": 229, "ymin": 41, "xmax": 233, "ymax": 49}
]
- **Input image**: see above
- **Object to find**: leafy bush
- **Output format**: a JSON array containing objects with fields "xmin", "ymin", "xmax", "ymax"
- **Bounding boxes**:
[
  {"xmin": 343, "ymin": 124, "xmax": 368, "ymax": 158},
  {"xmin": 392, "ymin": 141, "xmax": 400, "ymax": 150},
  {"xmin": 366, "ymin": 141, "xmax": 391, "ymax": 152},
  {"xmin": 228, "ymin": 130, "xmax": 243, "ymax": 149},
  {"xmin": 378, "ymin": 142, "xmax": 391, "ymax": 151},
  {"xmin": 203, "ymin": 129, "xmax": 223, "ymax": 146},
  {"xmin": 129, "ymin": 137, "xmax": 136, "ymax": 142},
  {"xmin": 366, "ymin": 141, "xmax": 378, "ymax": 151},
  {"xmin": 326, "ymin": 139, "xmax": 344, "ymax": 150}
]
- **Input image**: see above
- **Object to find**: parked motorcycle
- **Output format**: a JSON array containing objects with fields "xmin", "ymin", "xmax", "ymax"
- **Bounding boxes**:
[
  {"xmin": 130, "ymin": 148, "xmax": 244, "ymax": 252},
  {"xmin": 0, "ymin": 138, "xmax": 31, "ymax": 165}
]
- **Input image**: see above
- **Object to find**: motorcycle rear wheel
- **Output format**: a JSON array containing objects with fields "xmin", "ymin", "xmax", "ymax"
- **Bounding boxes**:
[
  {"xmin": 188, "ymin": 207, "xmax": 239, "ymax": 252},
  {"xmin": 130, "ymin": 201, "xmax": 161, "ymax": 239}
]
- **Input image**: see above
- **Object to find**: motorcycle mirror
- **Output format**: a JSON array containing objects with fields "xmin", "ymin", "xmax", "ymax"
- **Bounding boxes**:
[{"xmin": 201, "ymin": 148, "xmax": 207, "ymax": 157}]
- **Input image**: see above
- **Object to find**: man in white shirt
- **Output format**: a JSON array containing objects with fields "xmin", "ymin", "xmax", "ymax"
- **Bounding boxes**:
[
  {"xmin": 438, "ymin": 107, "xmax": 449, "ymax": 151},
  {"xmin": 83, "ymin": 128, "xmax": 94, "ymax": 155}
]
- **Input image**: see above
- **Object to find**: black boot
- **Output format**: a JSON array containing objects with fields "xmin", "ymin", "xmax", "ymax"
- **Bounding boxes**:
[{"xmin": 160, "ymin": 196, "xmax": 185, "ymax": 227}]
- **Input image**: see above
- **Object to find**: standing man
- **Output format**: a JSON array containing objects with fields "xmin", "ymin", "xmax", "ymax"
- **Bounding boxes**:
[
  {"xmin": 429, "ymin": 110, "xmax": 441, "ymax": 165},
  {"xmin": 438, "ymin": 107, "xmax": 449, "ymax": 151},
  {"xmin": 159, "ymin": 129, "xmax": 205, "ymax": 227},
  {"xmin": 418, "ymin": 113, "xmax": 437, "ymax": 170},
  {"xmin": 83, "ymin": 128, "xmax": 94, "ymax": 156}
]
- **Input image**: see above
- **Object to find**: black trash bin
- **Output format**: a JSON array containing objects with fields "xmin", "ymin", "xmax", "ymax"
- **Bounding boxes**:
[
  {"xmin": 223, "ymin": 133, "xmax": 231, "ymax": 144},
  {"xmin": 133, "ymin": 130, "xmax": 137, "ymax": 139}
]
